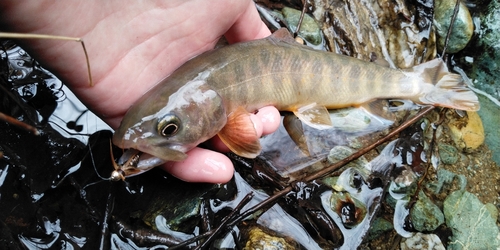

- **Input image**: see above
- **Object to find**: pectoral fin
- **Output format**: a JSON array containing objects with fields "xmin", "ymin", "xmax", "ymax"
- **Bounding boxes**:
[
  {"xmin": 293, "ymin": 103, "xmax": 333, "ymax": 130},
  {"xmin": 218, "ymin": 107, "xmax": 261, "ymax": 158}
]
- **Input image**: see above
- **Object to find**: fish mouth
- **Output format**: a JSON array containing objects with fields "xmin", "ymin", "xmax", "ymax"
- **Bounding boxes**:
[
  {"xmin": 117, "ymin": 149, "xmax": 167, "ymax": 171},
  {"xmin": 115, "ymin": 143, "xmax": 189, "ymax": 177}
]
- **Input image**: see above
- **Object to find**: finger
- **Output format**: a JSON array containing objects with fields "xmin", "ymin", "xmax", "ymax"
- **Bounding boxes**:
[
  {"xmin": 160, "ymin": 147, "xmax": 234, "ymax": 183},
  {"xmin": 224, "ymin": 1, "xmax": 271, "ymax": 43},
  {"xmin": 254, "ymin": 106, "xmax": 281, "ymax": 135}
]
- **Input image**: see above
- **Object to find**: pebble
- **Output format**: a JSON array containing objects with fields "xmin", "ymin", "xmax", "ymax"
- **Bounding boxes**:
[
  {"xmin": 244, "ymin": 227, "xmax": 296, "ymax": 250},
  {"xmin": 437, "ymin": 143, "xmax": 459, "ymax": 165},
  {"xmin": 447, "ymin": 111, "xmax": 485, "ymax": 151},
  {"xmin": 400, "ymin": 233, "xmax": 445, "ymax": 250}
]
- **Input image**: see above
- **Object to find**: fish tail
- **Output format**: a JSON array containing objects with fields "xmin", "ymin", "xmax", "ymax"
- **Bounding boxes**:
[{"xmin": 412, "ymin": 59, "xmax": 479, "ymax": 111}]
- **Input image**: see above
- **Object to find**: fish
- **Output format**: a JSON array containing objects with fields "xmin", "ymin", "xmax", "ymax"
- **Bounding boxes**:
[{"xmin": 111, "ymin": 28, "xmax": 479, "ymax": 180}]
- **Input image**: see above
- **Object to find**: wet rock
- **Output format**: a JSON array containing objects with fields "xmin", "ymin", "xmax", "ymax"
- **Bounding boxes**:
[
  {"xmin": 443, "ymin": 190, "xmax": 500, "ymax": 249},
  {"xmin": 409, "ymin": 191, "xmax": 444, "ymax": 232},
  {"xmin": 244, "ymin": 227, "xmax": 296, "ymax": 250},
  {"xmin": 446, "ymin": 111, "xmax": 485, "ymax": 151},
  {"xmin": 389, "ymin": 166, "xmax": 418, "ymax": 198},
  {"xmin": 437, "ymin": 143, "xmax": 459, "ymax": 165},
  {"xmin": 400, "ymin": 233, "xmax": 445, "ymax": 250},
  {"xmin": 329, "ymin": 192, "xmax": 367, "ymax": 229},
  {"xmin": 281, "ymin": 7, "xmax": 322, "ymax": 46},
  {"xmin": 434, "ymin": 0, "xmax": 474, "ymax": 53},
  {"xmin": 366, "ymin": 218, "xmax": 393, "ymax": 241}
]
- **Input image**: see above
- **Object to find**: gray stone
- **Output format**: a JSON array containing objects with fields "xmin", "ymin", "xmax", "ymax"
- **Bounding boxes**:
[{"xmin": 443, "ymin": 190, "xmax": 500, "ymax": 249}]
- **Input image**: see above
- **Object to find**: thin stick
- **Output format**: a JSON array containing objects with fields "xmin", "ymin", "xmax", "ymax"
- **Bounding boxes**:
[
  {"xmin": 231, "ymin": 106, "xmax": 435, "ymax": 224},
  {"xmin": 295, "ymin": 0, "xmax": 308, "ymax": 36},
  {"xmin": 0, "ymin": 32, "xmax": 93, "ymax": 87},
  {"xmin": 440, "ymin": 0, "xmax": 461, "ymax": 57},
  {"xmin": 0, "ymin": 111, "xmax": 39, "ymax": 135},
  {"xmin": 195, "ymin": 192, "xmax": 254, "ymax": 249}
]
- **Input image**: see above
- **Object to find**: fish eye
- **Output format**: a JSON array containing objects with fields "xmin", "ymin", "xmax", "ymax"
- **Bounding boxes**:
[{"xmin": 157, "ymin": 115, "xmax": 180, "ymax": 137}]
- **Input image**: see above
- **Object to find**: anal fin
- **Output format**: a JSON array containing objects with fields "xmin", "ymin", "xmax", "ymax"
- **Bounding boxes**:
[
  {"xmin": 218, "ymin": 107, "xmax": 262, "ymax": 158},
  {"xmin": 358, "ymin": 100, "xmax": 396, "ymax": 122},
  {"xmin": 293, "ymin": 103, "xmax": 333, "ymax": 130}
]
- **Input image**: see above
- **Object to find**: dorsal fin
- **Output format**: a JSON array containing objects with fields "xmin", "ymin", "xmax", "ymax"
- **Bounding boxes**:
[{"xmin": 270, "ymin": 28, "xmax": 298, "ymax": 44}]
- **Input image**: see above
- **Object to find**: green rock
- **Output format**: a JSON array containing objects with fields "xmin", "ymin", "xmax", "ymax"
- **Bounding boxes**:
[
  {"xmin": 410, "ymin": 191, "xmax": 445, "ymax": 232},
  {"xmin": 434, "ymin": 0, "xmax": 474, "ymax": 53},
  {"xmin": 426, "ymin": 168, "xmax": 467, "ymax": 195},
  {"xmin": 281, "ymin": 7, "xmax": 322, "ymax": 45},
  {"xmin": 385, "ymin": 193, "xmax": 397, "ymax": 209},
  {"xmin": 366, "ymin": 217, "xmax": 393, "ymax": 241},
  {"xmin": 443, "ymin": 190, "xmax": 500, "ymax": 249},
  {"xmin": 438, "ymin": 143, "xmax": 459, "ymax": 165}
]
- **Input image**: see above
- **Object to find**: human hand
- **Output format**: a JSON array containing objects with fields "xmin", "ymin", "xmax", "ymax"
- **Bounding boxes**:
[{"xmin": 0, "ymin": 0, "xmax": 281, "ymax": 183}]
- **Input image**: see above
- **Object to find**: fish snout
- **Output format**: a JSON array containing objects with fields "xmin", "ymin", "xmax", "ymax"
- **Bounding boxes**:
[{"xmin": 112, "ymin": 125, "xmax": 149, "ymax": 149}]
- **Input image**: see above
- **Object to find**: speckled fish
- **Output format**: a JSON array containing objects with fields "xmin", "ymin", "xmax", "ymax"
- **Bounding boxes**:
[{"xmin": 110, "ymin": 28, "xmax": 479, "ymax": 180}]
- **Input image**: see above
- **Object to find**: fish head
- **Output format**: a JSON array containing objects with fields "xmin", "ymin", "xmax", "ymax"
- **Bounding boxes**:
[{"xmin": 112, "ymin": 79, "xmax": 227, "ymax": 170}]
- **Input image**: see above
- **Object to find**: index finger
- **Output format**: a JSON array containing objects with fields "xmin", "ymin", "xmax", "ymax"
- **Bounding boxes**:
[{"xmin": 224, "ymin": 1, "xmax": 271, "ymax": 43}]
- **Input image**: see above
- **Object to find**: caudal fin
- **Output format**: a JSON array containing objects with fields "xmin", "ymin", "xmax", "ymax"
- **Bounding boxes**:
[{"xmin": 411, "ymin": 59, "xmax": 480, "ymax": 111}]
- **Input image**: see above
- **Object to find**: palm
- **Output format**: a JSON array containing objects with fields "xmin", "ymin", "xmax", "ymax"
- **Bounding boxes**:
[
  {"xmin": 0, "ymin": 0, "xmax": 278, "ymax": 183},
  {"xmin": 1, "ymin": 0, "xmax": 270, "ymax": 127}
]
